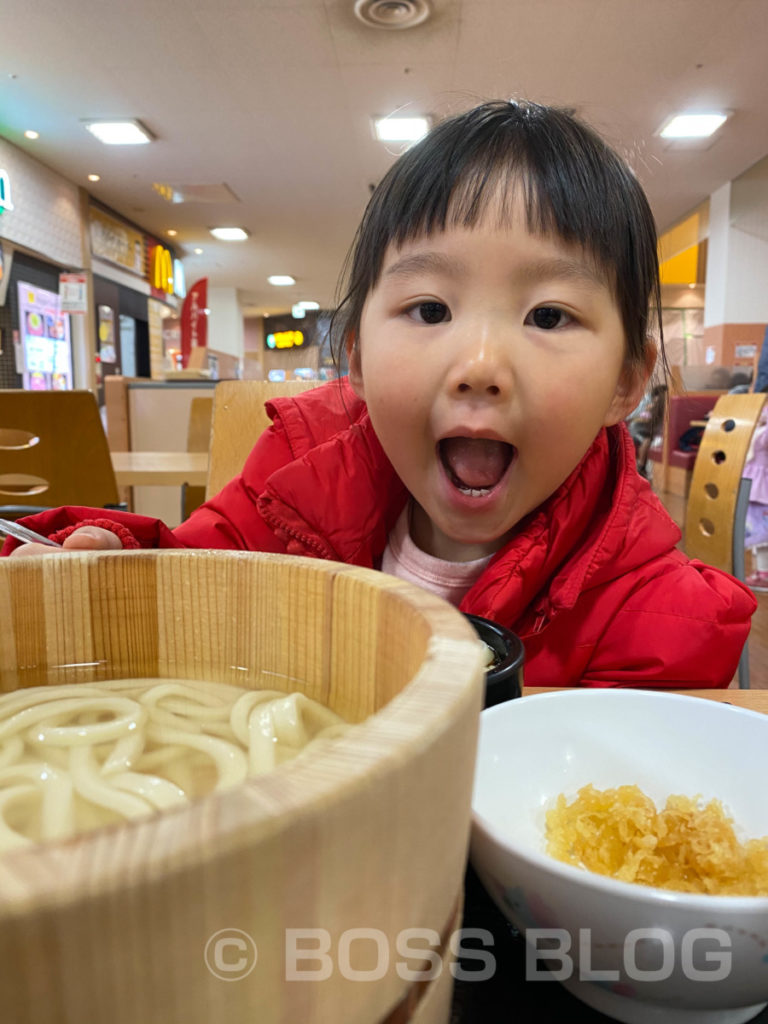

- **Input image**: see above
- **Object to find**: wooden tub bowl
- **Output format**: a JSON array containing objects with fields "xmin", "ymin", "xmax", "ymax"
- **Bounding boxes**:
[{"xmin": 0, "ymin": 550, "xmax": 485, "ymax": 1024}]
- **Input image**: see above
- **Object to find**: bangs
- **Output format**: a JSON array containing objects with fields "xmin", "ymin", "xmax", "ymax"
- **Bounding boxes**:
[
  {"xmin": 379, "ymin": 122, "xmax": 631, "ymax": 287},
  {"xmin": 333, "ymin": 100, "xmax": 662, "ymax": 369}
]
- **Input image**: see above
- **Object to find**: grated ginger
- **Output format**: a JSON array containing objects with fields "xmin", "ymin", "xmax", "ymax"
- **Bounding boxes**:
[{"xmin": 545, "ymin": 784, "xmax": 768, "ymax": 896}]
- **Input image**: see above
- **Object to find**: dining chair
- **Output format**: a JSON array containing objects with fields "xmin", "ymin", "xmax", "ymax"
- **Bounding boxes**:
[
  {"xmin": 180, "ymin": 395, "xmax": 214, "ymax": 520},
  {"xmin": 206, "ymin": 379, "xmax": 323, "ymax": 498},
  {"xmin": 684, "ymin": 391, "xmax": 767, "ymax": 688},
  {"xmin": 0, "ymin": 390, "xmax": 121, "ymax": 519}
]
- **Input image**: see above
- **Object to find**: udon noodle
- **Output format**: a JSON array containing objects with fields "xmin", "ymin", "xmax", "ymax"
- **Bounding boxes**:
[{"xmin": 0, "ymin": 679, "xmax": 348, "ymax": 852}]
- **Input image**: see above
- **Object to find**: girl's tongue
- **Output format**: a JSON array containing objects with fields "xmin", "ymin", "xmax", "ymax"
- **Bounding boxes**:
[{"xmin": 439, "ymin": 437, "xmax": 514, "ymax": 490}]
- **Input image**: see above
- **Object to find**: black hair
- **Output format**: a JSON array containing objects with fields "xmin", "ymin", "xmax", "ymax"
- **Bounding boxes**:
[{"xmin": 331, "ymin": 99, "xmax": 664, "ymax": 374}]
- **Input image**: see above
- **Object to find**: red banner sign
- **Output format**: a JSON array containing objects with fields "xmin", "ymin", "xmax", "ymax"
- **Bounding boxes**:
[{"xmin": 180, "ymin": 277, "xmax": 208, "ymax": 367}]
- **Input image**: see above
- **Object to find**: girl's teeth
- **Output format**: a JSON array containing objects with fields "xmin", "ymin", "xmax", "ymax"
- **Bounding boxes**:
[{"xmin": 458, "ymin": 485, "xmax": 491, "ymax": 497}]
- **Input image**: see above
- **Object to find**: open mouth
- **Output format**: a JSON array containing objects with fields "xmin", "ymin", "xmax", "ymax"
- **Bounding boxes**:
[{"xmin": 438, "ymin": 437, "xmax": 516, "ymax": 497}]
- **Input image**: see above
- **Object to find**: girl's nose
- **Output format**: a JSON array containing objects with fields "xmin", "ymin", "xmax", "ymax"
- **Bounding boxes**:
[{"xmin": 446, "ymin": 333, "xmax": 514, "ymax": 398}]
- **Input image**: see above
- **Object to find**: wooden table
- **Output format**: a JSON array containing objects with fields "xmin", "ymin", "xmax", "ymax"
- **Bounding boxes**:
[
  {"xmin": 110, "ymin": 451, "xmax": 209, "ymax": 488},
  {"xmin": 523, "ymin": 685, "xmax": 768, "ymax": 713}
]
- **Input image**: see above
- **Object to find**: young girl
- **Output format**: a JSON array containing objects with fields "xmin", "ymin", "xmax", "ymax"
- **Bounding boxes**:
[{"xmin": 5, "ymin": 100, "xmax": 755, "ymax": 687}]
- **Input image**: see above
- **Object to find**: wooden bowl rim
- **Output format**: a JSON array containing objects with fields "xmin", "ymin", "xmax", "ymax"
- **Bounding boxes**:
[{"xmin": 0, "ymin": 550, "xmax": 485, "ymax": 914}]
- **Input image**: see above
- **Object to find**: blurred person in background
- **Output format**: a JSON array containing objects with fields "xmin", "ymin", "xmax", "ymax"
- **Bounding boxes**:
[{"xmin": 626, "ymin": 383, "xmax": 667, "ymax": 479}]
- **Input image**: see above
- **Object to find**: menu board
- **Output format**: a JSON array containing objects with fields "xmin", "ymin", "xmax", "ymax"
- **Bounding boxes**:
[
  {"xmin": 89, "ymin": 206, "xmax": 145, "ymax": 275},
  {"xmin": 17, "ymin": 281, "xmax": 73, "ymax": 390}
]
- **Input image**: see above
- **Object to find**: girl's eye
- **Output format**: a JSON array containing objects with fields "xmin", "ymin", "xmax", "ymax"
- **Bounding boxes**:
[
  {"xmin": 526, "ymin": 306, "xmax": 572, "ymax": 330},
  {"xmin": 408, "ymin": 301, "xmax": 450, "ymax": 324}
]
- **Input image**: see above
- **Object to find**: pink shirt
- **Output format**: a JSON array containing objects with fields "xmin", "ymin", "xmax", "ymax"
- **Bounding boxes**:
[{"xmin": 380, "ymin": 505, "xmax": 492, "ymax": 606}]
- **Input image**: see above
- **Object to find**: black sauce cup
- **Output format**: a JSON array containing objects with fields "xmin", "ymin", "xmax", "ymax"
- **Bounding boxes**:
[
  {"xmin": 454, "ymin": 615, "xmax": 525, "ymax": 1020},
  {"xmin": 464, "ymin": 613, "xmax": 525, "ymax": 708}
]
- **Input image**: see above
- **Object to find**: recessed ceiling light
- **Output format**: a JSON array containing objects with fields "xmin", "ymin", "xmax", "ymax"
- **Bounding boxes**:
[
  {"xmin": 82, "ymin": 119, "xmax": 154, "ymax": 145},
  {"xmin": 268, "ymin": 275, "xmax": 296, "ymax": 286},
  {"xmin": 167, "ymin": 229, "xmax": 178, "ymax": 237},
  {"xmin": 297, "ymin": 300, "xmax": 320, "ymax": 310},
  {"xmin": 24, "ymin": 129, "xmax": 39, "ymax": 140},
  {"xmin": 373, "ymin": 115, "xmax": 430, "ymax": 142},
  {"xmin": 194, "ymin": 247, "xmax": 204, "ymax": 255},
  {"xmin": 355, "ymin": 0, "xmax": 432, "ymax": 30},
  {"xmin": 210, "ymin": 227, "xmax": 249, "ymax": 241},
  {"xmin": 659, "ymin": 113, "xmax": 728, "ymax": 139},
  {"xmin": 87, "ymin": 173, "xmax": 101, "ymax": 182}
]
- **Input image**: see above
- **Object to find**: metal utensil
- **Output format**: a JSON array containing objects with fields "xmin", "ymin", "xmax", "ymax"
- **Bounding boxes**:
[{"xmin": 0, "ymin": 518, "xmax": 62, "ymax": 547}]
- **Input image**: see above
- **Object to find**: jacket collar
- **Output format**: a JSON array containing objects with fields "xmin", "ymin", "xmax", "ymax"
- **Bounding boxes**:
[
  {"xmin": 257, "ymin": 408, "xmax": 408, "ymax": 564},
  {"xmin": 461, "ymin": 426, "xmax": 681, "ymax": 627}
]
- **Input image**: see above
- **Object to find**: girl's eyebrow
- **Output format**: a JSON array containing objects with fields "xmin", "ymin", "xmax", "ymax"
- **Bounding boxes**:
[
  {"xmin": 517, "ymin": 256, "xmax": 605, "ymax": 289},
  {"xmin": 383, "ymin": 251, "xmax": 464, "ymax": 280}
]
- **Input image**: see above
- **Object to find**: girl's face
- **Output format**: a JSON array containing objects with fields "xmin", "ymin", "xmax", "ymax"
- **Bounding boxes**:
[{"xmin": 348, "ymin": 198, "xmax": 648, "ymax": 562}]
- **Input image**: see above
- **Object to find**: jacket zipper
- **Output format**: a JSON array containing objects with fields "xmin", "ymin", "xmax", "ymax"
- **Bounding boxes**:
[{"xmin": 263, "ymin": 512, "xmax": 333, "ymax": 559}]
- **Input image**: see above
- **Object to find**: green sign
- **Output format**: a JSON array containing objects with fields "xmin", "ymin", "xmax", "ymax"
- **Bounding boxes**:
[{"xmin": 0, "ymin": 170, "xmax": 13, "ymax": 213}]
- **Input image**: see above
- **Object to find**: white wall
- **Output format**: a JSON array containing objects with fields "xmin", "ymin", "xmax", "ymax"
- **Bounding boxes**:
[
  {"xmin": 703, "ymin": 182, "xmax": 730, "ymax": 328},
  {"xmin": 0, "ymin": 138, "xmax": 83, "ymax": 268},
  {"xmin": 705, "ymin": 173, "xmax": 768, "ymax": 327},
  {"xmin": 206, "ymin": 287, "xmax": 244, "ymax": 357},
  {"xmin": 724, "ymin": 228, "xmax": 768, "ymax": 323}
]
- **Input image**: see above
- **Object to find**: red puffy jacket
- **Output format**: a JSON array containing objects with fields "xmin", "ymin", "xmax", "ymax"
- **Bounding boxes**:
[{"xmin": 6, "ymin": 379, "xmax": 755, "ymax": 688}]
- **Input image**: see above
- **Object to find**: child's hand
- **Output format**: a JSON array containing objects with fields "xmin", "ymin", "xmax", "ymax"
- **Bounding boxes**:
[{"xmin": 8, "ymin": 526, "xmax": 123, "ymax": 557}]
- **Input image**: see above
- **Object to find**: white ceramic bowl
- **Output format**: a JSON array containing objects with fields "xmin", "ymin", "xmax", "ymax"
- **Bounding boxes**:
[{"xmin": 470, "ymin": 689, "xmax": 768, "ymax": 1024}]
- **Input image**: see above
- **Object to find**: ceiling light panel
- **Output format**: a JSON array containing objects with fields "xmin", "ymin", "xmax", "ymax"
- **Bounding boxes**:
[
  {"xmin": 659, "ymin": 113, "xmax": 728, "ymax": 139},
  {"xmin": 83, "ymin": 119, "xmax": 154, "ymax": 145},
  {"xmin": 373, "ymin": 116, "xmax": 431, "ymax": 142},
  {"xmin": 210, "ymin": 227, "xmax": 249, "ymax": 240}
]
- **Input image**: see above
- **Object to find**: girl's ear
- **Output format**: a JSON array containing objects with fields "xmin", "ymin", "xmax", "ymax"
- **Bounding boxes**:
[
  {"xmin": 604, "ymin": 340, "xmax": 658, "ymax": 427},
  {"xmin": 346, "ymin": 332, "xmax": 365, "ymax": 400}
]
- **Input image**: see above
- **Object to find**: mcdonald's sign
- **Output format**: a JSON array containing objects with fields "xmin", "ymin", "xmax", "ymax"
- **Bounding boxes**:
[{"xmin": 150, "ymin": 244, "xmax": 175, "ymax": 294}]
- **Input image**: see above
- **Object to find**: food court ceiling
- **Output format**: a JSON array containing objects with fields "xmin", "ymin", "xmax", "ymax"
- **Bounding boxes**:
[{"xmin": 1, "ymin": 0, "xmax": 767, "ymax": 315}]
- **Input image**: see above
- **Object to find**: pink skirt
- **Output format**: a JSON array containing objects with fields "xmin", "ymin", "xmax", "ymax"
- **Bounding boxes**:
[{"xmin": 745, "ymin": 501, "xmax": 768, "ymax": 548}]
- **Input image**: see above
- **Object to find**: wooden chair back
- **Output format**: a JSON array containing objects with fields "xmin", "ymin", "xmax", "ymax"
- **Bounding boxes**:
[
  {"xmin": 684, "ymin": 392, "xmax": 765, "ymax": 690},
  {"xmin": 685, "ymin": 392, "xmax": 766, "ymax": 574},
  {"xmin": 206, "ymin": 380, "xmax": 322, "ymax": 498},
  {"xmin": 181, "ymin": 396, "xmax": 214, "ymax": 520},
  {"xmin": 0, "ymin": 390, "xmax": 119, "ymax": 517},
  {"xmin": 187, "ymin": 396, "xmax": 214, "ymax": 453}
]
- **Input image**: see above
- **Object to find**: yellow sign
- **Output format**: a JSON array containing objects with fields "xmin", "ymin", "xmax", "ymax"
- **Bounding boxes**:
[
  {"xmin": 152, "ymin": 182, "xmax": 175, "ymax": 203},
  {"xmin": 266, "ymin": 330, "xmax": 304, "ymax": 349},
  {"xmin": 150, "ymin": 245, "xmax": 174, "ymax": 294}
]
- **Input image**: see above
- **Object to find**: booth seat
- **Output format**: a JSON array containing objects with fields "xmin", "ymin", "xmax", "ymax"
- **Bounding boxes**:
[{"xmin": 649, "ymin": 391, "xmax": 721, "ymax": 496}]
